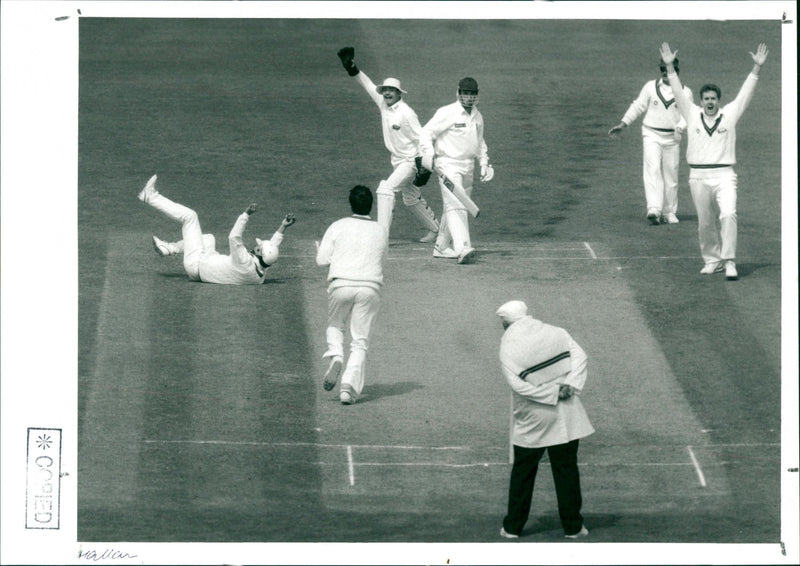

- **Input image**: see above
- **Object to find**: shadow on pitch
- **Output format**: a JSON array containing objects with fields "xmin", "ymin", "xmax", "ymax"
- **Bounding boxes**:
[
  {"xmin": 736, "ymin": 262, "xmax": 778, "ymax": 278},
  {"xmin": 360, "ymin": 381, "xmax": 425, "ymax": 403},
  {"xmin": 520, "ymin": 513, "xmax": 620, "ymax": 539},
  {"xmin": 155, "ymin": 272, "xmax": 288, "ymax": 285}
]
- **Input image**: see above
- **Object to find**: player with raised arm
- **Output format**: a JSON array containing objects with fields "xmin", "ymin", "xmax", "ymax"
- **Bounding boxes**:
[
  {"xmin": 336, "ymin": 46, "xmax": 439, "ymax": 243},
  {"xmin": 608, "ymin": 57, "xmax": 693, "ymax": 225},
  {"xmin": 138, "ymin": 175, "xmax": 295, "ymax": 284},
  {"xmin": 659, "ymin": 42, "xmax": 768, "ymax": 281}
]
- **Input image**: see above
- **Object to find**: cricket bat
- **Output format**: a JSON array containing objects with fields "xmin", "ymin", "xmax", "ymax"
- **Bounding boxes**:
[{"xmin": 434, "ymin": 166, "xmax": 480, "ymax": 218}]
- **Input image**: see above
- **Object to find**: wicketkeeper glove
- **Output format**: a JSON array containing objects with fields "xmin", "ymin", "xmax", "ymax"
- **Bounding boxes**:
[
  {"xmin": 480, "ymin": 164, "xmax": 495, "ymax": 182},
  {"xmin": 337, "ymin": 46, "xmax": 359, "ymax": 76},
  {"xmin": 412, "ymin": 156, "xmax": 432, "ymax": 187}
]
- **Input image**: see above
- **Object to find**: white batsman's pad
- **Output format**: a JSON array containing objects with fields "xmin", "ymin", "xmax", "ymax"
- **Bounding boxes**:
[
  {"xmin": 376, "ymin": 181, "xmax": 395, "ymax": 231},
  {"xmin": 445, "ymin": 209, "xmax": 470, "ymax": 254},
  {"xmin": 406, "ymin": 199, "xmax": 439, "ymax": 232}
]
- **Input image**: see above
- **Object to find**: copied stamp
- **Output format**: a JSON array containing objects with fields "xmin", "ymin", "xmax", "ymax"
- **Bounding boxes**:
[{"xmin": 26, "ymin": 427, "xmax": 62, "ymax": 529}]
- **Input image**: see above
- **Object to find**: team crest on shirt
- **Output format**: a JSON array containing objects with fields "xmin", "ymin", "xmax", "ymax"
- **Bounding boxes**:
[
  {"xmin": 653, "ymin": 100, "xmax": 660, "ymax": 106},
  {"xmin": 391, "ymin": 124, "xmax": 401, "ymax": 130}
]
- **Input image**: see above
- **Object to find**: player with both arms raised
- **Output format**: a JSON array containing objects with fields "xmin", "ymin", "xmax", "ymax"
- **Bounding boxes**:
[
  {"xmin": 659, "ymin": 41, "xmax": 769, "ymax": 281},
  {"xmin": 138, "ymin": 174, "xmax": 295, "ymax": 285}
]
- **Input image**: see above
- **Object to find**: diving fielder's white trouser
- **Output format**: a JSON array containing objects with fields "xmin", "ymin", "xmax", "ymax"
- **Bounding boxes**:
[
  {"xmin": 689, "ymin": 168, "xmax": 738, "ymax": 265},
  {"xmin": 434, "ymin": 159, "xmax": 474, "ymax": 254},
  {"xmin": 641, "ymin": 128, "xmax": 681, "ymax": 215},
  {"xmin": 146, "ymin": 193, "xmax": 206, "ymax": 280},
  {"xmin": 377, "ymin": 159, "xmax": 438, "ymax": 233},
  {"xmin": 160, "ymin": 234, "xmax": 217, "ymax": 255},
  {"xmin": 323, "ymin": 286, "xmax": 381, "ymax": 398}
]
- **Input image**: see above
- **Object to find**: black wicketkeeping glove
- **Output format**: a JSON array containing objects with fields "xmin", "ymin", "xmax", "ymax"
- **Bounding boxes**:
[
  {"xmin": 412, "ymin": 156, "xmax": 432, "ymax": 187},
  {"xmin": 337, "ymin": 47, "xmax": 359, "ymax": 76}
]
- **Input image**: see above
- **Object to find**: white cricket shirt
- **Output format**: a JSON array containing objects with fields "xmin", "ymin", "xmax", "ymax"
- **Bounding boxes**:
[
  {"xmin": 670, "ymin": 71, "xmax": 759, "ymax": 168},
  {"xmin": 316, "ymin": 215, "xmax": 387, "ymax": 291},
  {"xmin": 621, "ymin": 78, "xmax": 692, "ymax": 132},
  {"xmin": 198, "ymin": 213, "xmax": 283, "ymax": 285},
  {"xmin": 354, "ymin": 71, "xmax": 422, "ymax": 165},
  {"xmin": 420, "ymin": 100, "xmax": 489, "ymax": 167}
]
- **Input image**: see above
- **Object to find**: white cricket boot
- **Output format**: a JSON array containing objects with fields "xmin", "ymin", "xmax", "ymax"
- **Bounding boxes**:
[
  {"xmin": 152, "ymin": 236, "xmax": 171, "ymax": 256},
  {"xmin": 138, "ymin": 174, "xmax": 158, "ymax": 203},
  {"xmin": 725, "ymin": 261, "xmax": 738, "ymax": 281}
]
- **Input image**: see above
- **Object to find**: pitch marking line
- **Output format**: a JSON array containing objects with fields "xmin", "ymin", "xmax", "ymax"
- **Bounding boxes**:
[
  {"xmin": 142, "ymin": 439, "xmax": 471, "ymax": 450},
  {"xmin": 142, "ymin": 439, "xmax": 778, "ymax": 450},
  {"xmin": 687, "ymin": 445, "xmax": 708, "ymax": 487},
  {"xmin": 583, "ymin": 241, "xmax": 598, "ymax": 260},
  {"xmin": 347, "ymin": 445, "xmax": 355, "ymax": 486}
]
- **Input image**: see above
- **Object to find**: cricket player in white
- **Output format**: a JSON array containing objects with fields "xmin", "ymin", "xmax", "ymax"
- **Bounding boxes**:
[
  {"xmin": 608, "ymin": 59, "xmax": 693, "ymax": 225},
  {"xmin": 420, "ymin": 77, "xmax": 494, "ymax": 264},
  {"xmin": 138, "ymin": 175, "xmax": 295, "ymax": 284},
  {"xmin": 336, "ymin": 47, "xmax": 439, "ymax": 243},
  {"xmin": 659, "ymin": 42, "xmax": 769, "ymax": 280},
  {"xmin": 316, "ymin": 185, "xmax": 388, "ymax": 405}
]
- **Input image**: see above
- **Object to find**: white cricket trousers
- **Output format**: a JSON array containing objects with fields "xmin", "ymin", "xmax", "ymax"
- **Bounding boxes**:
[
  {"xmin": 434, "ymin": 158, "xmax": 474, "ymax": 254},
  {"xmin": 377, "ymin": 159, "xmax": 438, "ymax": 233},
  {"xmin": 641, "ymin": 128, "xmax": 681, "ymax": 215},
  {"xmin": 689, "ymin": 167, "xmax": 738, "ymax": 265},
  {"xmin": 324, "ymin": 286, "xmax": 381, "ymax": 398},
  {"xmin": 146, "ymin": 193, "xmax": 206, "ymax": 280}
]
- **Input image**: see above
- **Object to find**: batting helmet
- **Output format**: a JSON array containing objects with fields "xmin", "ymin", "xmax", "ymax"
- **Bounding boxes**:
[
  {"xmin": 256, "ymin": 238, "xmax": 279, "ymax": 266},
  {"xmin": 457, "ymin": 77, "xmax": 479, "ymax": 107}
]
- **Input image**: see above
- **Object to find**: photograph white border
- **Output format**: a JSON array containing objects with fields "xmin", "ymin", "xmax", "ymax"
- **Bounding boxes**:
[{"xmin": 1, "ymin": 2, "xmax": 797, "ymax": 565}]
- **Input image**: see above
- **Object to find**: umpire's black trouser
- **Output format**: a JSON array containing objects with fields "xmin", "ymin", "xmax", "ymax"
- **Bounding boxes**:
[{"xmin": 502, "ymin": 439, "xmax": 584, "ymax": 536}]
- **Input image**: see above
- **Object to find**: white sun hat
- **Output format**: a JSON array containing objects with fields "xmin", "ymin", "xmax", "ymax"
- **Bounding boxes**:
[{"xmin": 375, "ymin": 77, "xmax": 407, "ymax": 94}]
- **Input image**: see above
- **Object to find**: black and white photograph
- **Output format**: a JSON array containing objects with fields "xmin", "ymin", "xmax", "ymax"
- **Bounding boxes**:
[{"xmin": 1, "ymin": 1, "xmax": 797, "ymax": 565}]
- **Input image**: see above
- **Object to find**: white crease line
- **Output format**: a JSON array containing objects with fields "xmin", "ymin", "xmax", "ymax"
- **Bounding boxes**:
[
  {"xmin": 281, "ymin": 252, "xmax": 741, "ymax": 261},
  {"xmin": 346, "ymin": 445, "xmax": 355, "ymax": 486},
  {"xmin": 687, "ymin": 446, "xmax": 708, "ymax": 487},
  {"xmin": 143, "ymin": 439, "xmax": 780, "ymax": 450},
  {"xmin": 142, "ymin": 439, "xmax": 472, "ymax": 450},
  {"xmin": 320, "ymin": 461, "xmax": 710, "ymax": 468},
  {"xmin": 583, "ymin": 241, "xmax": 598, "ymax": 259}
]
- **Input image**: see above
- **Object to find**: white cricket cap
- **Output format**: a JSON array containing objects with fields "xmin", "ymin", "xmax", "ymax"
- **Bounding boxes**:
[
  {"xmin": 375, "ymin": 78, "xmax": 407, "ymax": 94},
  {"xmin": 256, "ymin": 238, "xmax": 279, "ymax": 265},
  {"xmin": 496, "ymin": 300, "xmax": 528, "ymax": 324}
]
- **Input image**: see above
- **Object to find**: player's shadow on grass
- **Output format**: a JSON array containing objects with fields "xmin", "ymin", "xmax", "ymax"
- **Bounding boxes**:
[
  {"xmin": 155, "ymin": 272, "xmax": 289, "ymax": 285},
  {"xmin": 360, "ymin": 381, "xmax": 425, "ymax": 403},
  {"xmin": 737, "ymin": 262, "xmax": 777, "ymax": 278},
  {"xmin": 157, "ymin": 272, "xmax": 189, "ymax": 279},
  {"xmin": 521, "ymin": 513, "xmax": 620, "ymax": 538}
]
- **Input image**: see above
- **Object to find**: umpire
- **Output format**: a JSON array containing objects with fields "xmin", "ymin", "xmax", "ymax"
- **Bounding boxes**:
[{"xmin": 496, "ymin": 300, "xmax": 594, "ymax": 540}]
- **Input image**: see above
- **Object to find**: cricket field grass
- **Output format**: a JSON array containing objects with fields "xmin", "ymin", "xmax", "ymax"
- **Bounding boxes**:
[{"xmin": 62, "ymin": 10, "xmax": 789, "ymax": 561}]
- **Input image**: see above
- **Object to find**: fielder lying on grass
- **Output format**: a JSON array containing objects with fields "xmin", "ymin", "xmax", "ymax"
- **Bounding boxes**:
[{"xmin": 138, "ymin": 174, "xmax": 295, "ymax": 284}]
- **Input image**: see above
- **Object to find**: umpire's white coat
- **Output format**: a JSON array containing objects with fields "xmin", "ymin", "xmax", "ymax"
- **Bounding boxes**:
[{"xmin": 500, "ymin": 316, "xmax": 594, "ymax": 449}]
